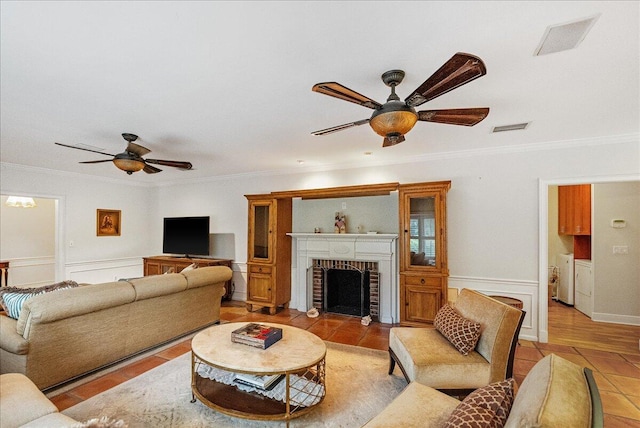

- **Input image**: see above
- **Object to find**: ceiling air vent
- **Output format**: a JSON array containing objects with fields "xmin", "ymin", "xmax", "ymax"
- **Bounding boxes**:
[
  {"xmin": 534, "ymin": 14, "xmax": 600, "ymax": 56},
  {"xmin": 492, "ymin": 122, "xmax": 530, "ymax": 133}
]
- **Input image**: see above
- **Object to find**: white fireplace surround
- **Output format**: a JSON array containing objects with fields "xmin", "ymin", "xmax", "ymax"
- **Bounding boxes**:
[{"xmin": 288, "ymin": 233, "xmax": 399, "ymax": 324}]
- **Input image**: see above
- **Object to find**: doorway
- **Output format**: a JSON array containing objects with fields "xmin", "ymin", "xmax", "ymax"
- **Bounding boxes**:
[
  {"xmin": 538, "ymin": 175, "xmax": 640, "ymax": 344},
  {"xmin": 0, "ymin": 193, "xmax": 65, "ymax": 286}
]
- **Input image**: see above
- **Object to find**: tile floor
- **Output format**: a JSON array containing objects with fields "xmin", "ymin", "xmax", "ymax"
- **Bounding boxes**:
[{"xmin": 49, "ymin": 302, "xmax": 640, "ymax": 427}]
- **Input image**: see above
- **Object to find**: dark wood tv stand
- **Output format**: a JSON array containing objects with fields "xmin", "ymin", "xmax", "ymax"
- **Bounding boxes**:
[{"xmin": 143, "ymin": 255, "xmax": 234, "ymax": 300}]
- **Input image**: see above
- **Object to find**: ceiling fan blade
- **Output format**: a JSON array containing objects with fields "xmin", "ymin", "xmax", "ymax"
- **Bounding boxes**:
[
  {"xmin": 312, "ymin": 119, "xmax": 370, "ymax": 136},
  {"xmin": 55, "ymin": 142, "xmax": 115, "ymax": 157},
  {"xmin": 79, "ymin": 159, "xmax": 114, "ymax": 164},
  {"xmin": 145, "ymin": 159, "xmax": 193, "ymax": 170},
  {"xmin": 143, "ymin": 164, "xmax": 162, "ymax": 174},
  {"xmin": 126, "ymin": 141, "xmax": 151, "ymax": 157},
  {"xmin": 405, "ymin": 53, "xmax": 487, "ymax": 107},
  {"xmin": 382, "ymin": 134, "xmax": 405, "ymax": 147},
  {"xmin": 312, "ymin": 82, "xmax": 382, "ymax": 109},
  {"xmin": 417, "ymin": 108, "xmax": 490, "ymax": 126}
]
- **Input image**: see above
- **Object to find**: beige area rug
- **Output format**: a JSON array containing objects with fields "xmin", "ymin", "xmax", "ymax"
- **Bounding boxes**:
[{"xmin": 62, "ymin": 342, "xmax": 407, "ymax": 427}]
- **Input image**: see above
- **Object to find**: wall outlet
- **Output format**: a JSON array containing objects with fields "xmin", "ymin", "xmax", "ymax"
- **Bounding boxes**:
[
  {"xmin": 613, "ymin": 245, "xmax": 629, "ymax": 254},
  {"xmin": 342, "ymin": 202, "xmax": 347, "ymax": 209}
]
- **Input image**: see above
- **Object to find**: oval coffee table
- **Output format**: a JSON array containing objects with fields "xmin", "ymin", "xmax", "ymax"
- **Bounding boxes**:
[{"xmin": 190, "ymin": 322, "xmax": 327, "ymax": 421}]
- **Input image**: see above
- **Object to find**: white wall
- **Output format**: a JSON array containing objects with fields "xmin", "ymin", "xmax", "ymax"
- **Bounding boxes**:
[
  {"xmin": 1, "ymin": 134, "xmax": 638, "ymax": 340},
  {"xmin": 0, "ymin": 164, "xmax": 155, "ymax": 283},
  {"xmin": 152, "ymin": 135, "xmax": 637, "ymax": 340},
  {"xmin": 292, "ymin": 194, "xmax": 398, "ymax": 234},
  {"xmin": 593, "ymin": 182, "xmax": 640, "ymax": 323}
]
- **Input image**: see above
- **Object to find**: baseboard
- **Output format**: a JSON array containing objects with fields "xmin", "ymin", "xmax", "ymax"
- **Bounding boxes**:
[{"xmin": 591, "ymin": 312, "xmax": 640, "ymax": 326}]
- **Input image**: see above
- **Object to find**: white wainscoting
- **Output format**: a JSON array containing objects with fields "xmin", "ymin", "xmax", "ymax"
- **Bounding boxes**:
[
  {"xmin": 448, "ymin": 276, "xmax": 539, "ymax": 342},
  {"xmin": 65, "ymin": 257, "xmax": 143, "ymax": 284},
  {"xmin": 230, "ymin": 262, "xmax": 247, "ymax": 302},
  {"xmin": 3, "ymin": 256, "xmax": 56, "ymax": 287}
]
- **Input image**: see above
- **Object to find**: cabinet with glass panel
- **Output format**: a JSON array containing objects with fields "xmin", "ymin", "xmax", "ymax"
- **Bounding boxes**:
[
  {"xmin": 245, "ymin": 195, "xmax": 292, "ymax": 315},
  {"xmin": 398, "ymin": 181, "xmax": 450, "ymax": 326}
]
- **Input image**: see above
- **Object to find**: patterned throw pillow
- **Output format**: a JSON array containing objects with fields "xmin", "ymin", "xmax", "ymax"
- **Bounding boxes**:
[
  {"xmin": 0, "ymin": 280, "xmax": 79, "ymax": 319},
  {"xmin": 445, "ymin": 378, "xmax": 516, "ymax": 428},
  {"xmin": 434, "ymin": 304, "xmax": 482, "ymax": 355}
]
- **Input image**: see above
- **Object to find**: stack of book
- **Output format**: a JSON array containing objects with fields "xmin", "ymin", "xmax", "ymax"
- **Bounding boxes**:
[
  {"xmin": 231, "ymin": 323, "xmax": 283, "ymax": 349},
  {"xmin": 233, "ymin": 372, "xmax": 284, "ymax": 390}
]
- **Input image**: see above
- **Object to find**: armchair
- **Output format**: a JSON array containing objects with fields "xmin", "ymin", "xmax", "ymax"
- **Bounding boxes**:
[
  {"xmin": 365, "ymin": 353, "xmax": 603, "ymax": 427},
  {"xmin": 389, "ymin": 289, "xmax": 525, "ymax": 395}
]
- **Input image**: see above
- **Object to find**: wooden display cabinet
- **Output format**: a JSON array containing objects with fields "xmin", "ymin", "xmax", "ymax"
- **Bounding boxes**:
[
  {"xmin": 142, "ymin": 256, "xmax": 234, "ymax": 300},
  {"xmin": 398, "ymin": 181, "xmax": 450, "ymax": 326},
  {"xmin": 245, "ymin": 195, "xmax": 292, "ymax": 315}
]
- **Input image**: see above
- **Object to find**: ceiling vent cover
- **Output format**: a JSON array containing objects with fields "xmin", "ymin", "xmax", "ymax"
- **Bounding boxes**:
[
  {"xmin": 534, "ymin": 14, "xmax": 600, "ymax": 56},
  {"xmin": 492, "ymin": 122, "xmax": 530, "ymax": 133}
]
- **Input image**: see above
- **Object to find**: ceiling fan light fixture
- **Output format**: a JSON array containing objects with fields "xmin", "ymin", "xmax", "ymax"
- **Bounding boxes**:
[
  {"xmin": 384, "ymin": 134, "xmax": 404, "ymax": 146},
  {"xmin": 311, "ymin": 53, "xmax": 489, "ymax": 147},
  {"xmin": 369, "ymin": 102, "xmax": 418, "ymax": 138},
  {"xmin": 113, "ymin": 156, "xmax": 145, "ymax": 175}
]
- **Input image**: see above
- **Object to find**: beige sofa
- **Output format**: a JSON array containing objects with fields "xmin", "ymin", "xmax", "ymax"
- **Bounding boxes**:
[
  {"xmin": 0, "ymin": 265, "xmax": 232, "ymax": 390},
  {"xmin": 0, "ymin": 373, "xmax": 79, "ymax": 428},
  {"xmin": 364, "ymin": 353, "xmax": 603, "ymax": 427}
]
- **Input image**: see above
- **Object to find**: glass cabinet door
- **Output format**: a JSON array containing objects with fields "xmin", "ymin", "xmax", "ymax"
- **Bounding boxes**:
[
  {"xmin": 250, "ymin": 202, "xmax": 271, "ymax": 261},
  {"xmin": 409, "ymin": 196, "xmax": 437, "ymax": 267},
  {"xmin": 399, "ymin": 181, "xmax": 449, "ymax": 273}
]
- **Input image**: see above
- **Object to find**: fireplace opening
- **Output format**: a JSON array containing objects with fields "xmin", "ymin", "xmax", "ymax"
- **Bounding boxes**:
[{"xmin": 323, "ymin": 266, "xmax": 370, "ymax": 317}]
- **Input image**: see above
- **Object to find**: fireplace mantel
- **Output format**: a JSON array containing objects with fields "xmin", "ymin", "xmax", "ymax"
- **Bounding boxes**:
[{"xmin": 288, "ymin": 233, "xmax": 399, "ymax": 323}]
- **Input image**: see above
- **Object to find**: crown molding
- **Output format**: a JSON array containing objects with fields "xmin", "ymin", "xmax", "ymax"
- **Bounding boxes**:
[
  {"xmin": 2, "ymin": 133, "xmax": 638, "ymax": 188},
  {"xmin": 0, "ymin": 162, "xmax": 155, "ymax": 188},
  {"xmin": 153, "ymin": 132, "xmax": 639, "ymax": 187}
]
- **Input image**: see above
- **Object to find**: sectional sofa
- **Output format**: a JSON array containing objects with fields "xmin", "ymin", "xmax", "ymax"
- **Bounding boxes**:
[{"xmin": 0, "ymin": 265, "xmax": 232, "ymax": 390}]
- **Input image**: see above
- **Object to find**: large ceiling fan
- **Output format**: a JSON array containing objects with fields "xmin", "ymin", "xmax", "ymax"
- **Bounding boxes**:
[
  {"xmin": 311, "ymin": 52, "xmax": 490, "ymax": 147},
  {"xmin": 55, "ymin": 133, "xmax": 193, "ymax": 175}
]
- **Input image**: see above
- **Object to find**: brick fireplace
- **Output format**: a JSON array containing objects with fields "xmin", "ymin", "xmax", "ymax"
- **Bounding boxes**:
[
  {"xmin": 312, "ymin": 259, "xmax": 379, "ymax": 319},
  {"xmin": 288, "ymin": 233, "xmax": 398, "ymax": 324}
]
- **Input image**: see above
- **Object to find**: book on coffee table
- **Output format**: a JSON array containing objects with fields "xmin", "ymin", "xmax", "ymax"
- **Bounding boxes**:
[
  {"xmin": 231, "ymin": 323, "xmax": 283, "ymax": 349},
  {"xmin": 233, "ymin": 372, "xmax": 284, "ymax": 390}
]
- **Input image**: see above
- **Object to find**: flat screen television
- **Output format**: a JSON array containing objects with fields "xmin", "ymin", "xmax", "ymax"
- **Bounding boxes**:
[{"xmin": 163, "ymin": 216, "xmax": 210, "ymax": 257}]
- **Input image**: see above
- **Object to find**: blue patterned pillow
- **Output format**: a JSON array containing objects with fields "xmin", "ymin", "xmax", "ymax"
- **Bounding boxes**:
[{"xmin": 0, "ymin": 280, "xmax": 79, "ymax": 319}]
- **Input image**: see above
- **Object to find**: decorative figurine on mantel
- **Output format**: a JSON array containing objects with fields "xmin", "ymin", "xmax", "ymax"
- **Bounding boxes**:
[{"xmin": 334, "ymin": 212, "xmax": 346, "ymax": 234}]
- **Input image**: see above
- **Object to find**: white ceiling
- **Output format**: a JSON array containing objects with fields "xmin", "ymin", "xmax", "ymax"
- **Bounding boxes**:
[{"xmin": 1, "ymin": 1, "xmax": 638, "ymax": 184}]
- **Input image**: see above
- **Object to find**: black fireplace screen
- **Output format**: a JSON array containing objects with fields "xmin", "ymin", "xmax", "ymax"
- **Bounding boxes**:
[{"xmin": 323, "ymin": 267, "xmax": 370, "ymax": 317}]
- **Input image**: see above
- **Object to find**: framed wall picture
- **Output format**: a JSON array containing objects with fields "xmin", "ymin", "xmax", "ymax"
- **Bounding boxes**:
[{"xmin": 97, "ymin": 209, "xmax": 121, "ymax": 236}]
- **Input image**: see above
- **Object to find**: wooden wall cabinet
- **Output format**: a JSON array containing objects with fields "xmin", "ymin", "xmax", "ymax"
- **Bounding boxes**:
[
  {"xmin": 558, "ymin": 184, "xmax": 592, "ymax": 259},
  {"xmin": 558, "ymin": 184, "xmax": 591, "ymax": 236},
  {"xmin": 398, "ymin": 181, "xmax": 450, "ymax": 326},
  {"xmin": 143, "ymin": 255, "xmax": 234, "ymax": 299},
  {"xmin": 245, "ymin": 195, "xmax": 292, "ymax": 314}
]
